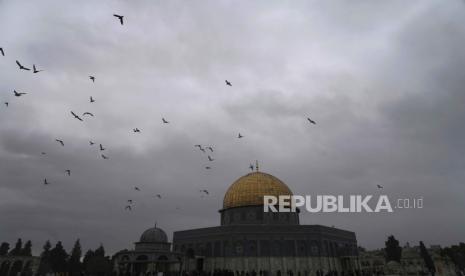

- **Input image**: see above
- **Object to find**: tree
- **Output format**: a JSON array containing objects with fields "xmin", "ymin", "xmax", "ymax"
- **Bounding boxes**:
[
  {"xmin": 68, "ymin": 239, "xmax": 83, "ymax": 275},
  {"xmin": 22, "ymin": 240, "xmax": 32, "ymax": 256},
  {"xmin": 441, "ymin": 243, "xmax": 465, "ymax": 273},
  {"xmin": 0, "ymin": 242, "xmax": 9, "ymax": 256},
  {"xmin": 9, "ymin": 238, "xmax": 22, "ymax": 256},
  {"xmin": 94, "ymin": 244, "xmax": 105, "ymax": 257},
  {"xmin": 49, "ymin": 241, "xmax": 69, "ymax": 273},
  {"xmin": 83, "ymin": 249, "xmax": 95, "ymax": 273},
  {"xmin": 419, "ymin": 241, "xmax": 436, "ymax": 276},
  {"xmin": 385, "ymin": 235, "xmax": 402, "ymax": 263},
  {"xmin": 38, "ymin": 240, "xmax": 52, "ymax": 276},
  {"xmin": 84, "ymin": 246, "xmax": 112, "ymax": 276}
]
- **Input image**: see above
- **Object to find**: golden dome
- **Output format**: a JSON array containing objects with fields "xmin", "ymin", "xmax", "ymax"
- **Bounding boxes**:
[{"xmin": 223, "ymin": 171, "xmax": 293, "ymax": 209}]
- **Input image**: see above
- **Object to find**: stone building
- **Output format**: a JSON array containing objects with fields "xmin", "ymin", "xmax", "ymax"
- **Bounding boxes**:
[
  {"xmin": 359, "ymin": 244, "xmax": 456, "ymax": 276},
  {"xmin": 172, "ymin": 169, "xmax": 359, "ymax": 276},
  {"xmin": 113, "ymin": 225, "xmax": 182, "ymax": 276}
]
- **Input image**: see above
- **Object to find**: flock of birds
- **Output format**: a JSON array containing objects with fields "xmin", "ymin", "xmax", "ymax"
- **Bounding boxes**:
[{"xmin": 0, "ymin": 13, "xmax": 322, "ymax": 213}]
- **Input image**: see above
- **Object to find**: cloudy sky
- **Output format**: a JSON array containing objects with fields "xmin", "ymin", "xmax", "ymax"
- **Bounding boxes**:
[{"xmin": 1, "ymin": 0, "xmax": 465, "ymax": 255}]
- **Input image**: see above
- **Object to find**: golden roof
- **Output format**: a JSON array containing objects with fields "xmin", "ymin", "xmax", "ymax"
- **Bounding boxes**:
[{"xmin": 223, "ymin": 171, "xmax": 293, "ymax": 209}]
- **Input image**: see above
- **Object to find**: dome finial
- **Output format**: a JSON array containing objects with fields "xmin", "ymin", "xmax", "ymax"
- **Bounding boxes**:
[{"xmin": 255, "ymin": 160, "xmax": 259, "ymax": 172}]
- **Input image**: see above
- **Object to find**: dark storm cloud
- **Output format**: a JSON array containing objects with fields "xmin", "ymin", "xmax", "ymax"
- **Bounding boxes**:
[{"xmin": 1, "ymin": 0, "xmax": 465, "ymax": 254}]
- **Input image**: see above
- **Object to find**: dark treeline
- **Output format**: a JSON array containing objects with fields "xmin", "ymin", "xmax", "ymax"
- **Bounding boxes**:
[
  {"xmin": 0, "ymin": 238, "xmax": 112, "ymax": 276},
  {"xmin": 441, "ymin": 243, "xmax": 465, "ymax": 274}
]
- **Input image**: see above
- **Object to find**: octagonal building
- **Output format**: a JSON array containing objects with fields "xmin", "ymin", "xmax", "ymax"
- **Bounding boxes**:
[{"xmin": 173, "ymin": 169, "xmax": 359, "ymax": 276}]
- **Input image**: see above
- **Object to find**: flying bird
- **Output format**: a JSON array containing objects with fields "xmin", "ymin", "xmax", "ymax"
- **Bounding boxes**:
[
  {"xmin": 238, "ymin": 133, "xmax": 243, "ymax": 138},
  {"xmin": 90, "ymin": 96, "xmax": 95, "ymax": 103},
  {"xmin": 32, "ymin": 64, "xmax": 43, "ymax": 73},
  {"xmin": 99, "ymin": 144, "xmax": 105, "ymax": 151},
  {"xmin": 133, "ymin": 128, "xmax": 141, "ymax": 133},
  {"xmin": 225, "ymin": 80, "xmax": 232, "ymax": 86},
  {"xmin": 55, "ymin": 139, "xmax": 64, "ymax": 146},
  {"xmin": 101, "ymin": 154, "xmax": 109, "ymax": 160},
  {"xmin": 377, "ymin": 184, "xmax": 383, "ymax": 189},
  {"xmin": 155, "ymin": 194, "xmax": 162, "ymax": 199},
  {"xmin": 307, "ymin": 117, "xmax": 316, "ymax": 125},
  {"xmin": 4, "ymin": 102, "xmax": 8, "ymax": 107},
  {"xmin": 89, "ymin": 141, "xmax": 95, "ymax": 145},
  {"xmin": 13, "ymin": 90, "xmax": 27, "ymax": 97},
  {"xmin": 208, "ymin": 156, "xmax": 214, "ymax": 162},
  {"xmin": 44, "ymin": 178, "xmax": 49, "ymax": 185},
  {"xmin": 134, "ymin": 187, "xmax": 140, "ymax": 191},
  {"xmin": 65, "ymin": 170, "xmax": 71, "ymax": 176},
  {"xmin": 0, "ymin": 48, "xmax": 4, "ymax": 56},
  {"xmin": 162, "ymin": 118, "xmax": 169, "ymax": 124},
  {"xmin": 113, "ymin": 14, "xmax": 124, "ymax": 25},
  {"xmin": 16, "ymin": 60, "xmax": 30, "ymax": 71},
  {"xmin": 125, "ymin": 205, "xmax": 132, "ymax": 211},
  {"xmin": 71, "ymin": 111, "xmax": 83, "ymax": 121},
  {"xmin": 89, "ymin": 76, "xmax": 95, "ymax": 82},
  {"xmin": 41, "ymin": 152, "xmax": 46, "ymax": 155},
  {"xmin": 205, "ymin": 166, "xmax": 211, "ymax": 170},
  {"xmin": 83, "ymin": 112, "xmax": 94, "ymax": 117},
  {"xmin": 207, "ymin": 147, "xmax": 214, "ymax": 152},
  {"xmin": 200, "ymin": 189, "xmax": 209, "ymax": 195}
]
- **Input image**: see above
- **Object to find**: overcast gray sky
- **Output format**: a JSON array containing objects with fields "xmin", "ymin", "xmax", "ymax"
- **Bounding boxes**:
[{"xmin": 1, "ymin": 0, "xmax": 465, "ymax": 255}]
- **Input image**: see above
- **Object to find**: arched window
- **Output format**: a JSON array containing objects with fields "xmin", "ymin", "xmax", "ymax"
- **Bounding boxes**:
[
  {"xmin": 158, "ymin": 255, "xmax": 169, "ymax": 261},
  {"xmin": 136, "ymin": 255, "xmax": 149, "ymax": 261}
]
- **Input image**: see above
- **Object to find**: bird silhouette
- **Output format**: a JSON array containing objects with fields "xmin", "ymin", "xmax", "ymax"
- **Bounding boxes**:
[
  {"xmin": 13, "ymin": 90, "xmax": 27, "ymax": 97},
  {"xmin": 377, "ymin": 184, "xmax": 383, "ymax": 189},
  {"xmin": 205, "ymin": 166, "xmax": 211, "ymax": 170},
  {"xmin": 90, "ymin": 96, "xmax": 95, "ymax": 103},
  {"xmin": 4, "ymin": 102, "xmax": 8, "ymax": 107},
  {"xmin": 41, "ymin": 152, "xmax": 46, "ymax": 155},
  {"xmin": 101, "ymin": 154, "xmax": 109, "ymax": 160},
  {"xmin": 225, "ymin": 80, "xmax": 232, "ymax": 86},
  {"xmin": 208, "ymin": 155, "xmax": 214, "ymax": 162},
  {"xmin": 249, "ymin": 164, "xmax": 254, "ymax": 171},
  {"xmin": 307, "ymin": 118, "xmax": 316, "ymax": 124},
  {"xmin": 238, "ymin": 133, "xmax": 243, "ymax": 138},
  {"xmin": 207, "ymin": 147, "xmax": 214, "ymax": 152},
  {"xmin": 162, "ymin": 118, "xmax": 169, "ymax": 124},
  {"xmin": 89, "ymin": 141, "xmax": 95, "ymax": 145},
  {"xmin": 71, "ymin": 111, "xmax": 83, "ymax": 121},
  {"xmin": 113, "ymin": 14, "xmax": 124, "ymax": 25},
  {"xmin": 33, "ymin": 64, "xmax": 43, "ymax": 73},
  {"xmin": 134, "ymin": 187, "xmax": 140, "ymax": 191},
  {"xmin": 0, "ymin": 48, "xmax": 4, "ymax": 56},
  {"xmin": 55, "ymin": 139, "xmax": 64, "ymax": 146},
  {"xmin": 89, "ymin": 76, "xmax": 95, "ymax": 82},
  {"xmin": 133, "ymin": 128, "xmax": 141, "ymax": 133},
  {"xmin": 99, "ymin": 144, "xmax": 105, "ymax": 151},
  {"xmin": 65, "ymin": 170, "xmax": 71, "ymax": 176},
  {"xmin": 83, "ymin": 112, "xmax": 94, "ymax": 117},
  {"xmin": 16, "ymin": 60, "xmax": 30, "ymax": 70},
  {"xmin": 200, "ymin": 189, "xmax": 209, "ymax": 195},
  {"xmin": 155, "ymin": 194, "xmax": 162, "ymax": 199},
  {"xmin": 125, "ymin": 205, "xmax": 132, "ymax": 211},
  {"xmin": 44, "ymin": 178, "xmax": 49, "ymax": 185}
]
